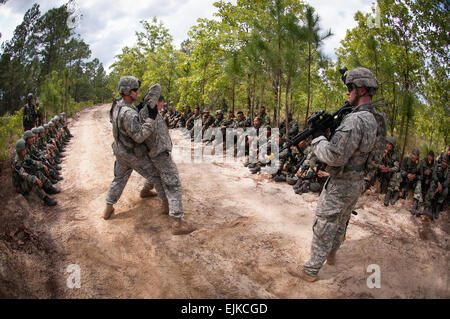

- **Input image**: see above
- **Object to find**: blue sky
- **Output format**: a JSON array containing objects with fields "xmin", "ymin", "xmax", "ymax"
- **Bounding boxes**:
[{"xmin": 0, "ymin": 0, "xmax": 374, "ymax": 72}]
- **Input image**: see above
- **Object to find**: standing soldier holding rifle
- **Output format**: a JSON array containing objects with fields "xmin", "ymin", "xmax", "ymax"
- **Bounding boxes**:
[{"xmin": 288, "ymin": 67, "xmax": 385, "ymax": 282}]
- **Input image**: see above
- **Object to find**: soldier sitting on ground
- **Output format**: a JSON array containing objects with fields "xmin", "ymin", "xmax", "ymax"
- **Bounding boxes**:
[
  {"xmin": 278, "ymin": 112, "xmax": 299, "ymax": 139},
  {"xmin": 423, "ymin": 154, "xmax": 448, "ymax": 220},
  {"xmin": 400, "ymin": 149, "xmax": 423, "ymax": 216},
  {"xmin": 374, "ymin": 136, "xmax": 401, "ymax": 206},
  {"xmin": 12, "ymin": 139, "xmax": 59, "ymax": 206},
  {"xmin": 293, "ymin": 151, "xmax": 328, "ymax": 195}
]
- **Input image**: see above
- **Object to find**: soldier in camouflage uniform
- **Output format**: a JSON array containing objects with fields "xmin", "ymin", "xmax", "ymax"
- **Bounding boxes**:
[
  {"xmin": 419, "ymin": 151, "xmax": 436, "ymax": 218},
  {"xmin": 293, "ymin": 150, "xmax": 327, "ymax": 194},
  {"xmin": 278, "ymin": 112, "xmax": 299, "ymax": 139},
  {"xmin": 186, "ymin": 106, "xmax": 201, "ymax": 131},
  {"xmin": 23, "ymin": 93, "xmax": 38, "ymax": 131},
  {"xmin": 423, "ymin": 154, "xmax": 448, "ymax": 220},
  {"xmin": 139, "ymin": 84, "xmax": 196, "ymax": 235},
  {"xmin": 288, "ymin": 67, "xmax": 383, "ymax": 282},
  {"xmin": 12, "ymin": 139, "xmax": 58, "ymax": 206},
  {"xmin": 400, "ymin": 149, "xmax": 423, "ymax": 216},
  {"xmin": 104, "ymin": 76, "xmax": 161, "ymax": 220},
  {"xmin": 258, "ymin": 106, "xmax": 271, "ymax": 128},
  {"xmin": 204, "ymin": 110, "xmax": 226, "ymax": 144},
  {"xmin": 376, "ymin": 136, "xmax": 401, "ymax": 206},
  {"xmin": 201, "ymin": 109, "xmax": 215, "ymax": 138},
  {"xmin": 24, "ymin": 130, "xmax": 62, "ymax": 184},
  {"xmin": 59, "ymin": 112, "xmax": 74, "ymax": 139}
]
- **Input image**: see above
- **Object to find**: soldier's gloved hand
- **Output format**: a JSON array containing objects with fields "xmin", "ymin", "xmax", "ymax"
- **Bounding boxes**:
[{"xmin": 147, "ymin": 104, "xmax": 158, "ymax": 120}]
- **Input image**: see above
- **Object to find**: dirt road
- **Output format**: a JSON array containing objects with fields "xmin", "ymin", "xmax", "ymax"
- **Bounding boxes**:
[{"xmin": 1, "ymin": 103, "xmax": 449, "ymax": 298}]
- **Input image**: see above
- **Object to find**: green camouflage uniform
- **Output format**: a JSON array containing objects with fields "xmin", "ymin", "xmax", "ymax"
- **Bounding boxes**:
[
  {"xmin": 400, "ymin": 156, "xmax": 422, "ymax": 201},
  {"xmin": 12, "ymin": 155, "xmax": 52, "ymax": 200},
  {"xmin": 382, "ymin": 149, "xmax": 401, "ymax": 192},
  {"xmin": 279, "ymin": 118, "xmax": 299, "ymax": 139},
  {"xmin": 424, "ymin": 160, "xmax": 448, "ymax": 218}
]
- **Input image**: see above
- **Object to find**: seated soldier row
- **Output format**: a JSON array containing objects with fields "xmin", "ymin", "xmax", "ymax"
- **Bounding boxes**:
[
  {"xmin": 164, "ymin": 104, "xmax": 449, "ymax": 217},
  {"xmin": 365, "ymin": 138, "xmax": 449, "ymax": 220},
  {"xmin": 12, "ymin": 113, "xmax": 73, "ymax": 206}
]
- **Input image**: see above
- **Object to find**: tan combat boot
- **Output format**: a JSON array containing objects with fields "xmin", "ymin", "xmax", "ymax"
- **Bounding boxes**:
[
  {"xmin": 287, "ymin": 265, "xmax": 318, "ymax": 282},
  {"xmin": 103, "ymin": 204, "xmax": 114, "ymax": 220},
  {"xmin": 326, "ymin": 251, "xmax": 336, "ymax": 265},
  {"xmin": 140, "ymin": 185, "xmax": 158, "ymax": 198},
  {"xmin": 171, "ymin": 218, "xmax": 196, "ymax": 235},
  {"xmin": 161, "ymin": 199, "xmax": 170, "ymax": 215}
]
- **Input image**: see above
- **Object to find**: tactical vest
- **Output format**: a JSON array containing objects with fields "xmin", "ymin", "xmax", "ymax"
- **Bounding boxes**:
[
  {"xmin": 329, "ymin": 103, "xmax": 386, "ymax": 177},
  {"xmin": 110, "ymin": 98, "xmax": 147, "ymax": 157},
  {"xmin": 111, "ymin": 100, "xmax": 137, "ymax": 152}
]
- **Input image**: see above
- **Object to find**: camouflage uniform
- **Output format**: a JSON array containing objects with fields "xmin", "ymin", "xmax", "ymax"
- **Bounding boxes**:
[
  {"xmin": 423, "ymin": 157, "xmax": 448, "ymax": 219},
  {"xmin": 12, "ymin": 154, "xmax": 52, "ymax": 200},
  {"xmin": 279, "ymin": 117, "xmax": 299, "ymax": 139},
  {"xmin": 293, "ymin": 150, "xmax": 326, "ymax": 194},
  {"xmin": 105, "ymin": 96, "xmax": 163, "ymax": 205},
  {"xmin": 384, "ymin": 149, "xmax": 401, "ymax": 192},
  {"xmin": 12, "ymin": 139, "xmax": 57, "ymax": 206},
  {"xmin": 400, "ymin": 154, "xmax": 422, "ymax": 201},
  {"xmin": 140, "ymin": 84, "xmax": 184, "ymax": 218},
  {"xmin": 258, "ymin": 110, "xmax": 271, "ymax": 127},
  {"xmin": 23, "ymin": 97, "xmax": 37, "ymax": 131},
  {"xmin": 301, "ymin": 65, "xmax": 381, "ymax": 278}
]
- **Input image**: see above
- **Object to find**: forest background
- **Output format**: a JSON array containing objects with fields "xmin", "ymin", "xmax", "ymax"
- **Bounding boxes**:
[{"xmin": 0, "ymin": 0, "xmax": 448, "ymax": 161}]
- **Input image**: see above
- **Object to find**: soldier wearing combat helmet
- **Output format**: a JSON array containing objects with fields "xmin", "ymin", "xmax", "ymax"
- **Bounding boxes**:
[
  {"xmin": 104, "ymin": 76, "xmax": 160, "ymax": 220},
  {"xmin": 23, "ymin": 93, "xmax": 38, "ymax": 130},
  {"xmin": 288, "ymin": 67, "xmax": 384, "ymax": 282}
]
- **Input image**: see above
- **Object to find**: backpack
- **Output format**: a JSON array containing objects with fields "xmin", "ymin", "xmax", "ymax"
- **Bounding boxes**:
[{"xmin": 364, "ymin": 100, "xmax": 387, "ymax": 176}]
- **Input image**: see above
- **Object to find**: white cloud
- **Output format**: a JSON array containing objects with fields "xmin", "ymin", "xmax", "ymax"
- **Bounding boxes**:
[
  {"xmin": 310, "ymin": 0, "xmax": 374, "ymax": 59},
  {"xmin": 1, "ymin": 0, "xmax": 376, "ymax": 72}
]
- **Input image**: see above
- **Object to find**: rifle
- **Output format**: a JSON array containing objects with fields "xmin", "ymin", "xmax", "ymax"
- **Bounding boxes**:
[{"xmin": 279, "ymin": 101, "xmax": 354, "ymax": 153}]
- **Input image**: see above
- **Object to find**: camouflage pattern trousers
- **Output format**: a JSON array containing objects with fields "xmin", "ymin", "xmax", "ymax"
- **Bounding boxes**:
[
  {"xmin": 387, "ymin": 172, "xmax": 402, "ymax": 193},
  {"xmin": 106, "ymin": 151, "xmax": 166, "ymax": 206},
  {"xmin": 17, "ymin": 170, "xmax": 52, "ymax": 201},
  {"xmin": 148, "ymin": 152, "xmax": 184, "ymax": 219},
  {"xmin": 303, "ymin": 176, "xmax": 364, "ymax": 277}
]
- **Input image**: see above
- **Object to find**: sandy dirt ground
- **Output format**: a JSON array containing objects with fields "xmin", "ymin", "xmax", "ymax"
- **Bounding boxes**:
[{"xmin": 0, "ymin": 103, "xmax": 449, "ymax": 298}]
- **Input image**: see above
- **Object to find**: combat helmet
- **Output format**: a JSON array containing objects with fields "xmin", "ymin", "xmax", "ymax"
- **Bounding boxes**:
[
  {"xmin": 44, "ymin": 124, "xmax": 49, "ymax": 130},
  {"xmin": 38, "ymin": 126, "xmax": 45, "ymax": 134},
  {"xmin": 23, "ymin": 130, "xmax": 34, "ymax": 140},
  {"xmin": 345, "ymin": 67, "xmax": 378, "ymax": 95},
  {"xmin": 215, "ymin": 110, "xmax": 223, "ymax": 115},
  {"xmin": 386, "ymin": 136, "xmax": 396, "ymax": 147},
  {"xmin": 16, "ymin": 139, "xmax": 26, "ymax": 154},
  {"xmin": 31, "ymin": 127, "xmax": 39, "ymax": 134},
  {"xmin": 117, "ymin": 76, "xmax": 141, "ymax": 94},
  {"xmin": 27, "ymin": 93, "xmax": 33, "ymax": 100}
]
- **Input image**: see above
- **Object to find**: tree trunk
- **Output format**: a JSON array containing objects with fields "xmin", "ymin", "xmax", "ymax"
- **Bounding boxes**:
[
  {"xmin": 305, "ymin": 42, "xmax": 312, "ymax": 127},
  {"xmin": 285, "ymin": 75, "xmax": 290, "ymax": 138},
  {"xmin": 251, "ymin": 74, "xmax": 256, "ymax": 122},
  {"xmin": 232, "ymin": 80, "xmax": 235, "ymax": 114},
  {"xmin": 247, "ymin": 74, "xmax": 251, "ymax": 119}
]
